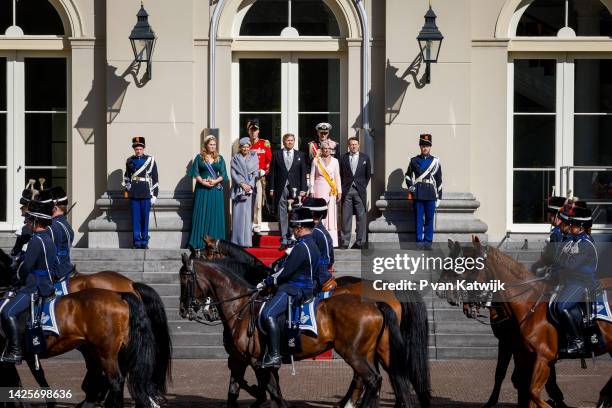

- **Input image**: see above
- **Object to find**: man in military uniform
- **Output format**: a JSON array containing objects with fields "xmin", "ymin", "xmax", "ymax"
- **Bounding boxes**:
[
  {"xmin": 554, "ymin": 206, "xmax": 598, "ymax": 354},
  {"xmin": 302, "ymin": 197, "xmax": 333, "ymax": 291},
  {"xmin": 247, "ymin": 119, "xmax": 272, "ymax": 234},
  {"xmin": 307, "ymin": 123, "xmax": 338, "ymax": 169},
  {"xmin": 0, "ymin": 200, "xmax": 57, "ymax": 364},
  {"xmin": 123, "ymin": 137, "xmax": 159, "ymax": 249},
  {"xmin": 257, "ymin": 207, "xmax": 320, "ymax": 368},
  {"xmin": 11, "ymin": 181, "xmax": 39, "ymax": 259},
  {"xmin": 405, "ymin": 134, "xmax": 442, "ymax": 249},
  {"xmin": 39, "ymin": 187, "xmax": 75, "ymax": 281},
  {"xmin": 531, "ymin": 196, "xmax": 568, "ymax": 275}
]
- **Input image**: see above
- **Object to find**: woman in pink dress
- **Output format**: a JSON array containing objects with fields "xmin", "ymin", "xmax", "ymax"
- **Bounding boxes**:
[{"xmin": 309, "ymin": 141, "xmax": 342, "ymax": 247}]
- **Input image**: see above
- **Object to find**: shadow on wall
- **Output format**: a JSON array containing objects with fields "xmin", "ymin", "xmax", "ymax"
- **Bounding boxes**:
[
  {"xmin": 387, "ymin": 168, "xmax": 408, "ymax": 193},
  {"xmin": 385, "ymin": 54, "xmax": 428, "ymax": 125}
]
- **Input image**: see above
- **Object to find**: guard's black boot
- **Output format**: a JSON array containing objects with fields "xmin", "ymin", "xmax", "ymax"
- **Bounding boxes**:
[
  {"xmin": 261, "ymin": 317, "xmax": 282, "ymax": 369},
  {"xmin": 561, "ymin": 309, "xmax": 585, "ymax": 354},
  {"xmin": 0, "ymin": 315, "xmax": 23, "ymax": 364}
]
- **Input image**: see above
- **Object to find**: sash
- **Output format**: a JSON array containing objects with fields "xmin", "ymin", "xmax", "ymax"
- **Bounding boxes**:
[
  {"xmin": 132, "ymin": 156, "xmax": 153, "ymax": 179},
  {"xmin": 309, "ymin": 142, "xmax": 319, "ymax": 160},
  {"xmin": 316, "ymin": 159, "xmax": 338, "ymax": 196},
  {"xmin": 203, "ymin": 159, "xmax": 223, "ymax": 190},
  {"xmin": 414, "ymin": 157, "xmax": 439, "ymax": 184}
]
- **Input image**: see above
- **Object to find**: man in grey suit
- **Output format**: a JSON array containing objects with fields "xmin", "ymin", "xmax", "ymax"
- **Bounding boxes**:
[{"xmin": 339, "ymin": 137, "xmax": 372, "ymax": 249}]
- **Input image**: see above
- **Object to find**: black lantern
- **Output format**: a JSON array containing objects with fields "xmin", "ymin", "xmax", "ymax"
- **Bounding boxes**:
[
  {"xmin": 416, "ymin": 6, "xmax": 443, "ymax": 84},
  {"xmin": 129, "ymin": 3, "xmax": 156, "ymax": 80}
]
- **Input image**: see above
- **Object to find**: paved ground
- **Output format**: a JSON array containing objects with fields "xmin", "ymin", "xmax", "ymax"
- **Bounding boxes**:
[{"xmin": 13, "ymin": 358, "xmax": 612, "ymax": 407}]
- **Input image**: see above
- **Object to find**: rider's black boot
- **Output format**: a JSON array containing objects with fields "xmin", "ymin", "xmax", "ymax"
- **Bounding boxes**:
[
  {"xmin": 261, "ymin": 317, "xmax": 282, "ymax": 369},
  {"xmin": 0, "ymin": 315, "xmax": 23, "ymax": 364},
  {"xmin": 560, "ymin": 308, "xmax": 585, "ymax": 354}
]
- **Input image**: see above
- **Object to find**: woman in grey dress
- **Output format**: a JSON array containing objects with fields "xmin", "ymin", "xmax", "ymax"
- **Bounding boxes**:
[{"xmin": 231, "ymin": 137, "xmax": 260, "ymax": 247}]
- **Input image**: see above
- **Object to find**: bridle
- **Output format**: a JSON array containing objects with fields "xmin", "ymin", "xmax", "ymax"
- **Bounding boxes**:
[{"xmin": 179, "ymin": 258, "xmax": 260, "ymax": 326}]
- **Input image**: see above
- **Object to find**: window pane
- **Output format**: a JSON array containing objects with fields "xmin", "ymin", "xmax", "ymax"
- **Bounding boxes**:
[
  {"xmin": 0, "ymin": 169, "xmax": 6, "ymax": 222},
  {"xmin": 569, "ymin": 0, "xmax": 612, "ymax": 36},
  {"xmin": 25, "ymin": 113, "xmax": 67, "ymax": 166},
  {"xmin": 514, "ymin": 59, "xmax": 556, "ymax": 113},
  {"xmin": 299, "ymin": 59, "xmax": 340, "ymax": 112},
  {"xmin": 0, "ymin": 1, "xmax": 10, "ymax": 36},
  {"xmin": 298, "ymin": 113, "xmax": 340, "ymax": 156},
  {"xmin": 0, "ymin": 114, "xmax": 5, "ymax": 166},
  {"xmin": 573, "ymin": 116, "xmax": 612, "ymax": 166},
  {"xmin": 0, "ymin": 58, "xmax": 5, "ymax": 111},
  {"xmin": 17, "ymin": 0, "xmax": 65, "ymax": 35},
  {"xmin": 25, "ymin": 58, "xmax": 66, "ymax": 111},
  {"xmin": 240, "ymin": 59, "xmax": 281, "ymax": 112},
  {"xmin": 513, "ymin": 170, "xmax": 555, "ymax": 223},
  {"xmin": 575, "ymin": 59, "xmax": 612, "ymax": 113},
  {"xmin": 572, "ymin": 170, "xmax": 612, "ymax": 225},
  {"xmin": 240, "ymin": 0, "xmax": 287, "ymax": 36},
  {"xmin": 516, "ymin": 0, "xmax": 565, "ymax": 36},
  {"xmin": 239, "ymin": 113, "xmax": 282, "ymax": 151},
  {"xmin": 293, "ymin": 0, "xmax": 340, "ymax": 36},
  {"xmin": 24, "ymin": 169, "xmax": 66, "ymax": 194},
  {"xmin": 513, "ymin": 115, "xmax": 556, "ymax": 167}
]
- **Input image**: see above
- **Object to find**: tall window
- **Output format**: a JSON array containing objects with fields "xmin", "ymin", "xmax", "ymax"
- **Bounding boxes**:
[{"xmin": 511, "ymin": 0, "xmax": 612, "ymax": 228}]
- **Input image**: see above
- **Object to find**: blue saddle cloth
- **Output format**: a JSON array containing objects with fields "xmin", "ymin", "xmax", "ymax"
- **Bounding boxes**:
[
  {"xmin": 290, "ymin": 288, "xmax": 335, "ymax": 337},
  {"xmin": 35, "ymin": 278, "xmax": 70, "ymax": 336},
  {"xmin": 548, "ymin": 288, "xmax": 612, "ymax": 324}
]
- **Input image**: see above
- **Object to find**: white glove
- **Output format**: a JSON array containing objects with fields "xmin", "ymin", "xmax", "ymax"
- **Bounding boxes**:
[
  {"xmin": 259, "ymin": 169, "xmax": 266, "ymax": 177},
  {"xmin": 435, "ymin": 200, "xmax": 440, "ymax": 208},
  {"xmin": 151, "ymin": 196, "xmax": 157, "ymax": 205},
  {"xmin": 124, "ymin": 182, "xmax": 132, "ymax": 191},
  {"xmin": 408, "ymin": 186, "xmax": 416, "ymax": 193},
  {"xmin": 256, "ymin": 281, "xmax": 266, "ymax": 290},
  {"xmin": 285, "ymin": 246, "xmax": 294, "ymax": 256}
]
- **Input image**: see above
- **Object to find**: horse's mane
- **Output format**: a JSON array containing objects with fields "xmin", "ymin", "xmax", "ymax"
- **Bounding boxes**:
[
  {"xmin": 216, "ymin": 240, "xmax": 273, "ymax": 275},
  {"xmin": 487, "ymin": 246, "xmax": 535, "ymax": 281},
  {"xmin": 201, "ymin": 258, "xmax": 257, "ymax": 288}
]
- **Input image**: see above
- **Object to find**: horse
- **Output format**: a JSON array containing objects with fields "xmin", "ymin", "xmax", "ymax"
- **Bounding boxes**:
[
  {"xmin": 439, "ymin": 237, "xmax": 612, "ymax": 408},
  {"xmin": 200, "ymin": 237, "xmax": 430, "ymax": 403},
  {"xmin": 0, "ymin": 287, "xmax": 160, "ymax": 407},
  {"xmin": 0, "ymin": 248, "xmax": 172, "ymax": 405},
  {"xmin": 440, "ymin": 240, "xmax": 569, "ymax": 408},
  {"xmin": 179, "ymin": 255, "xmax": 431, "ymax": 408}
]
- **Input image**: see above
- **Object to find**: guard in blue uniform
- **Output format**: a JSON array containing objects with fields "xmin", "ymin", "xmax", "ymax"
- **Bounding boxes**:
[
  {"xmin": 302, "ymin": 197, "xmax": 333, "ymax": 291},
  {"xmin": 10, "ymin": 185, "xmax": 39, "ymax": 259},
  {"xmin": 123, "ymin": 137, "xmax": 159, "ymax": 249},
  {"xmin": 405, "ymin": 134, "xmax": 442, "ymax": 249},
  {"xmin": 531, "ymin": 196, "xmax": 568, "ymax": 275},
  {"xmin": 258, "ymin": 207, "xmax": 320, "ymax": 368},
  {"xmin": 554, "ymin": 206, "xmax": 598, "ymax": 354},
  {"xmin": 40, "ymin": 187, "xmax": 75, "ymax": 281},
  {"xmin": 0, "ymin": 200, "xmax": 57, "ymax": 364}
]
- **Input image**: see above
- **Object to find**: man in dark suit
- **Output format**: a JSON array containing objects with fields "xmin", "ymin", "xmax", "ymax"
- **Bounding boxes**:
[
  {"xmin": 268, "ymin": 133, "xmax": 308, "ymax": 248},
  {"xmin": 339, "ymin": 137, "xmax": 372, "ymax": 249}
]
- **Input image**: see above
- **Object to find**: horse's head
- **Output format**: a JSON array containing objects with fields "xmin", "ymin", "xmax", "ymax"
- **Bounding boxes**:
[
  {"xmin": 179, "ymin": 252, "xmax": 218, "ymax": 322},
  {"xmin": 202, "ymin": 236, "xmax": 222, "ymax": 260}
]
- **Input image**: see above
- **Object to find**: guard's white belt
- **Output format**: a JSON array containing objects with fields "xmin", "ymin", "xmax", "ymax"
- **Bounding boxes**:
[
  {"xmin": 131, "ymin": 176, "xmax": 148, "ymax": 182},
  {"xmin": 417, "ymin": 179, "xmax": 434, "ymax": 184}
]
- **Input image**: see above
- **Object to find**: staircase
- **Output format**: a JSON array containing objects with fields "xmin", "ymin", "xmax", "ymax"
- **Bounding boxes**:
[{"xmin": 0, "ymin": 233, "xmax": 550, "ymax": 360}]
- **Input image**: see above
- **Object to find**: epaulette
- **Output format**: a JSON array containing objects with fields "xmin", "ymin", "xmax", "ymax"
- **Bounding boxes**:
[{"xmin": 264, "ymin": 140, "xmax": 270, "ymax": 147}]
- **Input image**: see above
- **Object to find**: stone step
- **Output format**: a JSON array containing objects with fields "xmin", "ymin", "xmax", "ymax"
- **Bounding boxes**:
[
  {"xmin": 169, "ymin": 320, "xmax": 223, "ymax": 334},
  {"xmin": 171, "ymin": 332, "xmax": 223, "ymax": 346},
  {"xmin": 434, "ymin": 333, "xmax": 498, "ymax": 347},
  {"xmin": 433, "ymin": 320, "xmax": 493, "ymax": 334}
]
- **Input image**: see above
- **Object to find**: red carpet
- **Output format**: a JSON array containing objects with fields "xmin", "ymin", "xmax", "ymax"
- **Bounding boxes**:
[{"xmin": 246, "ymin": 234, "xmax": 333, "ymax": 360}]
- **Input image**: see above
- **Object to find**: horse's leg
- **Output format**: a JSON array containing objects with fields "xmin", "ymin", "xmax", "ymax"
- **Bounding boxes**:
[
  {"xmin": 78, "ymin": 347, "xmax": 110, "ymax": 407},
  {"xmin": 597, "ymin": 375, "xmax": 612, "ymax": 408},
  {"xmin": 528, "ymin": 357, "xmax": 553, "ymax": 408},
  {"xmin": 252, "ymin": 368, "xmax": 272, "ymax": 408},
  {"xmin": 338, "ymin": 374, "xmax": 364, "ymax": 408},
  {"xmin": 227, "ymin": 356, "xmax": 248, "ymax": 408},
  {"xmin": 265, "ymin": 369, "xmax": 288, "ymax": 408},
  {"xmin": 544, "ymin": 364, "xmax": 568, "ymax": 408},
  {"xmin": 483, "ymin": 337, "xmax": 513, "ymax": 408},
  {"xmin": 100, "ymin": 357, "xmax": 125, "ymax": 408},
  {"xmin": 25, "ymin": 358, "xmax": 56, "ymax": 408},
  {"xmin": 344, "ymin": 359, "xmax": 381, "ymax": 408}
]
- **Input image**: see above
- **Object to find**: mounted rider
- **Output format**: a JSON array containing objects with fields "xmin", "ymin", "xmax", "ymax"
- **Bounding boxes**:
[
  {"xmin": 0, "ymin": 200, "xmax": 58, "ymax": 364},
  {"xmin": 11, "ymin": 181, "xmax": 39, "ymax": 261},
  {"xmin": 301, "ymin": 197, "xmax": 334, "ymax": 293},
  {"xmin": 531, "ymin": 196, "xmax": 568, "ymax": 276},
  {"xmin": 258, "ymin": 207, "xmax": 320, "ymax": 368},
  {"xmin": 39, "ymin": 187, "xmax": 75, "ymax": 281},
  {"xmin": 554, "ymin": 205, "xmax": 598, "ymax": 354}
]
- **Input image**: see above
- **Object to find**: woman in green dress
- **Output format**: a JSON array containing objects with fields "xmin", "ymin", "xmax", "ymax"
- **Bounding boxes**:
[{"xmin": 188, "ymin": 135, "xmax": 228, "ymax": 248}]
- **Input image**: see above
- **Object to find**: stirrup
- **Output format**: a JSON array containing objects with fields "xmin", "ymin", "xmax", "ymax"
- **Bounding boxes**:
[
  {"xmin": 260, "ymin": 353, "xmax": 282, "ymax": 369},
  {"xmin": 0, "ymin": 350, "xmax": 23, "ymax": 365}
]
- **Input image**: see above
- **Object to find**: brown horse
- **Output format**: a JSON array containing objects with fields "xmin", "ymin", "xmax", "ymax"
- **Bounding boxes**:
[
  {"xmin": 0, "ymin": 248, "xmax": 172, "ymax": 406},
  {"xmin": 179, "ymin": 255, "xmax": 431, "ymax": 408},
  {"xmin": 0, "ymin": 288, "xmax": 160, "ymax": 407},
  {"xmin": 440, "ymin": 237, "xmax": 612, "ymax": 408},
  {"xmin": 199, "ymin": 238, "xmax": 429, "ymax": 404}
]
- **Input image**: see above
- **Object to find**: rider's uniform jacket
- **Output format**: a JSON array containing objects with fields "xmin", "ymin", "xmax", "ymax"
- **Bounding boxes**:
[
  {"xmin": 16, "ymin": 229, "xmax": 57, "ymax": 297},
  {"xmin": 124, "ymin": 154, "xmax": 159, "ymax": 199},
  {"xmin": 275, "ymin": 234, "xmax": 320, "ymax": 296},
  {"xmin": 556, "ymin": 232, "xmax": 598, "ymax": 289},
  {"xmin": 532, "ymin": 225, "xmax": 565, "ymax": 272},
  {"xmin": 312, "ymin": 223, "xmax": 333, "ymax": 288},
  {"xmin": 404, "ymin": 154, "xmax": 443, "ymax": 201},
  {"xmin": 48, "ymin": 214, "xmax": 74, "ymax": 280}
]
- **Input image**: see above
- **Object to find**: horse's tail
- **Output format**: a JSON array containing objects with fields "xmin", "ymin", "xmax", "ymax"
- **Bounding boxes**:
[
  {"xmin": 119, "ymin": 292, "xmax": 158, "ymax": 406},
  {"xmin": 133, "ymin": 282, "xmax": 172, "ymax": 394},
  {"xmin": 398, "ymin": 291, "xmax": 431, "ymax": 408},
  {"xmin": 376, "ymin": 301, "xmax": 412, "ymax": 406}
]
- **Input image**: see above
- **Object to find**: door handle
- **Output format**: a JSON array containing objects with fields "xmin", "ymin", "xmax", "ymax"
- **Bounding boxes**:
[{"xmin": 17, "ymin": 165, "xmax": 21, "ymax": 172}]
